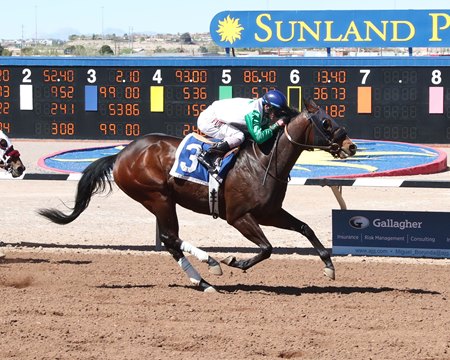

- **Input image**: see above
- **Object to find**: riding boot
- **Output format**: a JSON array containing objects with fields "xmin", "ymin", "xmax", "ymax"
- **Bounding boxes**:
[{"xmin": 198, "ymin": 140, "xmax": 231, "ymax": 174}]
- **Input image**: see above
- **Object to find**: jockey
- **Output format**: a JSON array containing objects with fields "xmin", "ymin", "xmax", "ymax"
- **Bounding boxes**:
[
  {"xmin": 197, "ymin": 89, "xmax": 289, "ymax": 173},
  {"xmin": 0, "ymin": 130, "xmax": 13, "ymax": 159},
  {"xmin": 0, "ymin": 130, "xmax": 12, "ymax": 150},
  {"xmin": 0, "ymin": 130, "xmax": 22, "ymax": 173}
]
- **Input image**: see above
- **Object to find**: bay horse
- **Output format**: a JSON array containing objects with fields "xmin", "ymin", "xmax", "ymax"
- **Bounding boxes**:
[
  {"xmin": 38, "ymin": 98, "xmax": 357, "ymax": 292},
  {"xmin": 0, "ymin": 130, "xmax": 26, "ymax": 178}
]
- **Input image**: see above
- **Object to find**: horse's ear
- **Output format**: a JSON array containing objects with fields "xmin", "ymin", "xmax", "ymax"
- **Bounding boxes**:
[{"xmin": 303, "ymin": 97, "xmax": 319, "ymax": 113}]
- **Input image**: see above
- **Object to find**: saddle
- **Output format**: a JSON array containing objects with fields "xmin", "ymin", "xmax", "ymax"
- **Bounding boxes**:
[
  {"xmin": 170, "ymin": 133, "xmax": 237, "ymax": 186},
  {"xmin": 169, "ymin": 133, "xmax": 238, "ymax": 218}
]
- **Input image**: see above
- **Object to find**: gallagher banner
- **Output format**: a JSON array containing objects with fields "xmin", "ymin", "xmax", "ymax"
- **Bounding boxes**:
[
  {"xmin": 332, "ymin": 209, "xmax": 450, "ymax": 258},
  {"xmin": 210, "ymin": 10, "xmax": 450, "ymax": 48}
]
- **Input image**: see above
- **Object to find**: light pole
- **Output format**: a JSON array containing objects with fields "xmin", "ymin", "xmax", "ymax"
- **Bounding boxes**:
[
  {"xmin": 101, "ymin": 6, "xmax": 104, "ymax": 39},
  {"xmin": 34, "ymin": 5, "xmax": 38, "ymax": 46}
]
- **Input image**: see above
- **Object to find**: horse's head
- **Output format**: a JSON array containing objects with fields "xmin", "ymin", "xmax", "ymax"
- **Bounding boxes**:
[
  {"xmin": 284, "ymin": 98, "xmax": 357, "ymax": 159},
  {"xmin": 0, "ymin": 132, "xmax": 26, "ymax": 178}
]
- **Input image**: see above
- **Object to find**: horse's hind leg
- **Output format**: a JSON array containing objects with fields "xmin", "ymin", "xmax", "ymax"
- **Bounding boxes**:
[
  {"xmin": 179, "ymin": 241, "xmax": 223, "ymax": 275},
  {"xmin": 141, "ymin": 199, "xmax": 220, "ymax": 291},
  {"xmin": 261, "ymin": 209, "xmax": 335, "ymax": 280},
  {"xmin": 159, "ymin": 229, "xmax": 219, "ymax": 292},
  {"xmin": 161, "ymin": 235, "xmax": 222, "ymax": 276}
]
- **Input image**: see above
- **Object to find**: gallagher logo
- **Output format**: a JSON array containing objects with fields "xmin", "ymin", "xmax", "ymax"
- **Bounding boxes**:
[{"xmin": 349, "ymin": 216, "xmax": 370, "ymax": 229}]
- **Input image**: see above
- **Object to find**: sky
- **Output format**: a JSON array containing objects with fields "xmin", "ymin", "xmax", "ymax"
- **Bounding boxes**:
[{"xmin": 2, "ymin": 0, "xmax": 450, "ymax": 40}]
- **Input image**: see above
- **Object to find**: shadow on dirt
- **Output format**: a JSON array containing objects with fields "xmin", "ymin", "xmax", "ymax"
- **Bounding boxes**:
[
  {"xmin": 1, "ymin": 242, "xmax": 321, "ymax": 255},
  {"xmin": 208, "ymin": 284, "xmax": 441, "ymax": 296},
  {"xmin": 0, "ymin": 258, "xmax": 91, "ymax": 265},
  {"xmin": 96, "ymin": 283, "xmax": 155, "ymax": 289},
  {"xmin": 0, "ymin": 258, "xmax": 51, "ymax": 264}
]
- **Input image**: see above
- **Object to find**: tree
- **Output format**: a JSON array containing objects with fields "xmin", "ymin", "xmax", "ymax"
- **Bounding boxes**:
[
  {"xmin": 120, "ymin": 48, "xmax": 133, "ymax": 55},
  {"xmin": 74, "ymin": 45, "xmax": 87, "ymax": 55},
  {"xmin": 65, "ymin": 45, "xmax": 87, "ymax": 55},
  {"xmin": 99, "ymin": 45, "xmax": 114, "ymax": 55},
  {"xmin": 21, "ymin": 47, "xmax": 34, "ymax": 56},
  {"xmin": 0, "ymin": 44, "xmax": 11, "ymax": 56},
  {"xmin": 180, "ymin": 32, "xmax": 193, "ymax": 44},
  {"xmin": 154, "ymin": 46, "xmax": 166, "ymax": 53},
  {"xmin": 64, "ymin": 45, "xmax": 76, "ymax": 55}
]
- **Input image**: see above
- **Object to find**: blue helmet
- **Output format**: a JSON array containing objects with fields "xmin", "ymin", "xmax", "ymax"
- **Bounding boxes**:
[{"xmin": 262, "ymin": 90, "xmax": 288, "ymax": 109}]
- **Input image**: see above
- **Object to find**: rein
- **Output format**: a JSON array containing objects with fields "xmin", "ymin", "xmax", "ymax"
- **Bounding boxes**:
[
  {"xmin": 252, "ymin": 108, "xmax": 346, "ymax": 184},
  {"xmin": 252, "ymin": 132, "xmax": 290, "ymax": 185},
  {"xmin": 284, "ymin": 113, "xmax": 341, "ymax": 155}
]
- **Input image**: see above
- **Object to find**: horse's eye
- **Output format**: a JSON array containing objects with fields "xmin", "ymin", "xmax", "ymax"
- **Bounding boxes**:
[{"xmin": 322, "ymin": 119, "xmax": 331, "ymax": 131}]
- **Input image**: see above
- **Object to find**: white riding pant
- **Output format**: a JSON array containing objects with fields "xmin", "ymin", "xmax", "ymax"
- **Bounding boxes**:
[{"xmin": 197, "ymin": 106, "xmax": 245, "ymax": 148}]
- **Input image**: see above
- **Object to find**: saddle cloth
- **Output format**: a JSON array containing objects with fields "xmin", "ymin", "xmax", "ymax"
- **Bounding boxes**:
[{"xmin": 169, "ymin": 133, "xmax": 236, "ymax": 186}]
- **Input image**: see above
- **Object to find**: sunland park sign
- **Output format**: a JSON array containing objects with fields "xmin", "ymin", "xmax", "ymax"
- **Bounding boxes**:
[{"xmin": 210, "ymin": 10, "xmax": 450, "ymax": 48}]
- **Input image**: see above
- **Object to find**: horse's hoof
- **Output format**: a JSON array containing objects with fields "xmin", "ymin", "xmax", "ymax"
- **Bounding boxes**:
[
  {"xmin": 323, "ymin": 266, "xmax": 335, "ymax": 280},
  {"xmin": 204, "ymin": 286, "xmax": 218, "ymax": 293},
  {"xmin": 208, "ymin": 264, "xmax": 223, "ymax": 276},
  {"xmin": 198, "ymin": 279, "xmax": 217, "ymax": 293},
  {"xmin": 207, "ymin": 257, "xmax": 223, "ymax": 276},
  {"xmin": 221, "ymin": 256, "xmax": 236, "ymax": 266},
  {"xmin": 199, "ymin": 279, "xmax": 218, "ymax": 293}
]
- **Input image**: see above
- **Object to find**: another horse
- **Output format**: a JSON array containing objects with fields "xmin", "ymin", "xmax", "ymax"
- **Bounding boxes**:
[
  {"xmin": 0, "ymin": 130, "xmax": 25, "ymax": 178},
  {"xmin": 0, "ymin": 130, "xmax": 25, "ymax": 259},
  {"xmin": 39, "ymin": 98, "xmax": 357, "ymax": 292}
]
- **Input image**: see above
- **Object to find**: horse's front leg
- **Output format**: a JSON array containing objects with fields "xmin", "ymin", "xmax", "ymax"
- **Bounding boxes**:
[
  {"xmin": 222, "ymin": 213, "xmax": 273, "ymax": 270},
  {"xmin": 261, "ymin": 208, "xmax": 335, "ymax": 280}
]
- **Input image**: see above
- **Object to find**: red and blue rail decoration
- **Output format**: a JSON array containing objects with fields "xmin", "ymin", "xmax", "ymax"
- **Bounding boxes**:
[{"xmin": 40, "ymin": 140, "xmax": 446, "ymax": 178}]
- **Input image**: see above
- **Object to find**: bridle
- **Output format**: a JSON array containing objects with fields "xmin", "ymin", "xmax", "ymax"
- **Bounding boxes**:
[
  {"xmin": 253, "ymin": 106, "xmax": 348, "ymax": 184},
  {"xmin": 284, "ymin": 109, "xmax": 347, "ymax": 158}
]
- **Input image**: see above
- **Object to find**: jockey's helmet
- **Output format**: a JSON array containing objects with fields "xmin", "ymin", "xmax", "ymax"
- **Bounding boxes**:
[{"xmin": 262, "ymin": 90, "xmax": 288, "ymax": 109}]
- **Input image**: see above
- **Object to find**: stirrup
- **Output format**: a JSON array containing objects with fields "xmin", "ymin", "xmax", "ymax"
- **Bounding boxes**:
[
  {"xmin": 197, "ymin": 153, "xmax": 222, "ymax": 184},
  {"xmin": 198, "ymin": 152, "xmax": 218, "ymax": 174}
]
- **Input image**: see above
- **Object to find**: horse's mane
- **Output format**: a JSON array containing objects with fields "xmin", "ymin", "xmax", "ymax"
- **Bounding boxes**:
[
  {"xmin": 250, "ymin": 105, "xmax": 301, "ymax": 155},
  {"xmin": 284, "ymin": 106, "xmax": 301, "ymax": 120}
]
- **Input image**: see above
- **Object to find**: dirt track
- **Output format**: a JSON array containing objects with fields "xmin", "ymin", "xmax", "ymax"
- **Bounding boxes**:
[
  {"xmin": 1, "ymin": 251, "xmax": 449, "ymax": 360},
  {"xmin": 1, "ymin": 140, "xmax": 450, "ymax": 359}
]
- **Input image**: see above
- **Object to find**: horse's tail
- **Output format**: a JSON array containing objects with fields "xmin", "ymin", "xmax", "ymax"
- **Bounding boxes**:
[{"xmin": 38, "ymin": 154, "xmax": 117, "ymax": 225}]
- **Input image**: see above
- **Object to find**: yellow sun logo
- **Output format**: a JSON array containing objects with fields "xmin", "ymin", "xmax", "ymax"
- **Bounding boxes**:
[{"xmin": 216, "ymin": 15, "xmax": 244, "ymax": 44}]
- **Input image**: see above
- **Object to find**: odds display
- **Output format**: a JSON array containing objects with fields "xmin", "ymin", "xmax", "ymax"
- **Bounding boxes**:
[{"xmin": 1, "ymin": 57, "xmax": 450, "ymax": 143}]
